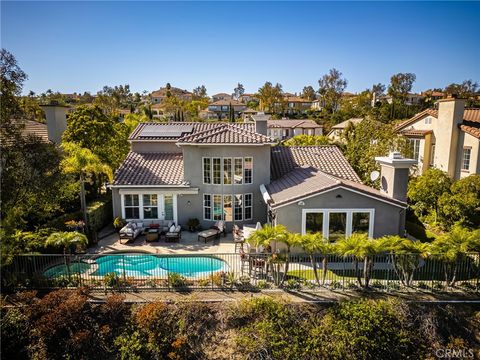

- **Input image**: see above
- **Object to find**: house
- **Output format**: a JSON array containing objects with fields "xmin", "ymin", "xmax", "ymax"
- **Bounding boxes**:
[
  {"xmin": 394, "ymin": 97, "xmax": 480, "ymax": 178},
  {"xmin": 327, "ymin": 118, "xmax": 363, "ymax": 142},
  {"xmin": 150, "ymin": 87, "xmax": 193, "ymax": 103},
  {"xmin": 241, "ymin": 108, "xmax": 259, "ymax": 121},
  {"xmin": 239, "ymin": 93, "xmax": 257, "ymax": 104},
  {"xmin": 211, "ymin": 93, "xmax": 232, "ymax": 102},
  {"xmin": 311, "ymin": 100, "xmax": 323, "ymax": 111},
  {"xmin": 275, "ymin": 96, "xmax": 313, "ymax": 114},
  {"xmin": 379, "ymin": 93, "xmax": 424, "ymax": 106},
  {"xmin": 110, "ymin": 117, "xmax": 415, "ymax": 241},
  {"xmin": 207, "ymin": 99, "xmax": 247, "ymax": 120},
  {"xmin": 266, "ymin": 118, "xmax": 323, "ymax": 140}
]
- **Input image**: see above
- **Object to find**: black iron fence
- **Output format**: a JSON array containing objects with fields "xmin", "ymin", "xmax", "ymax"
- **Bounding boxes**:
[{"xmin": 4, "ymin": 252, "xmax": 479, "ymax": 293}]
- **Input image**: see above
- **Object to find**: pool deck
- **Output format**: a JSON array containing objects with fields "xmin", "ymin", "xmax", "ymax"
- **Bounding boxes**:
[{"xmin": 90, "ymin": 230, "xmax": 237, "ymax": 255}]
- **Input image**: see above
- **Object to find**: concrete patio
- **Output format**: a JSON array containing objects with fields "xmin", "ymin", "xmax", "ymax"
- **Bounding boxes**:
[{"xmin": 90, "ymin": 230, "xmax": 237, "ymax": 255}]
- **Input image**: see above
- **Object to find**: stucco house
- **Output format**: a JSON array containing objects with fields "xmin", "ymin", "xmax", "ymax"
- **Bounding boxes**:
[
  {"xmin": 394, "ymin": 97, "xmax": 480, "ymax": 179},
  {"xmin": 110, "ymin": 118, "xmax": 415, "ymax": 241},
  {"xmin": 150, "ymin": 87, "xmax": 193, "ymax": 103},
  {"xmin": 327, "ymin": 118, "xmax": 363, "ymax": 142},
  {"xmin": 266, "ymin": 118, "xmax": 323, "ymax": 140},
  {"xmin": 207, "ymin": 100, "xmax": 247, "ymax": 120}
]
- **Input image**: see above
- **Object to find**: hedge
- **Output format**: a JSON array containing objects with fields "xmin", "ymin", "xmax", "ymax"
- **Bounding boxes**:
[{"xmin": 86, "ymin": 199, "xmax": 113, "ymax": 236}]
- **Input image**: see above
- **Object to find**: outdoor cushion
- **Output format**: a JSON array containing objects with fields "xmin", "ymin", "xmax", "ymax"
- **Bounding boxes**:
[
  {"xmin": 135, "ymin": 222, "xmax": 144, "ymax": 228},
  {"xmin": 168, "ymin": 221, "xmax": 174, "ymax": 228},
  {"xmin": 174, "ymin": 225, "xmax": 181, "ymax": 232},
  {"xmin": 150, "ymin": 223, "xmax": 160, "ymax": 229},
  {"xmin": 169, "ymin": 225, "xmax": 175, "ymax": 233}
]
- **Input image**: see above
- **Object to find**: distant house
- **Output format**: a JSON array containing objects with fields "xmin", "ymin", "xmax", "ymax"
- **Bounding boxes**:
[
  {"xmin": 266, "ymin": 119, "xmax": 323, "ymax": 140},
  {"xmin": 150, "ymin": 87, "xmax": 193, "ymax": 103},
  {"xmin": 327, "ymin": 118, "xmax": 364, "ymax": 142},
  {"xmin": 276, "ymin": 96, "xmax": 313, "ymax": 114},
  {"xmin": 421, "ymin": 90, "xmax": 445, "ymax": 101},
  {"xmin": 379, "ymin": 93, "xmax": 424, "ymax": 106},
  {"xmin": 211, "ymin": 93, "xmax": 232, "ymax": 102},
  {"xmin": 207, "ymin": 99, "xmax": 247, "ymax": 120},
  {"xmin": 311, "ymin": 100, "xmax": 323, "ymax": 111},
  {"xmin": 395, "ymin": 97, "xmax": 480, "ymax": 179},
  {"xmin": 239, "ymin": 93, "xmax": 258, "ymax": 104},
  {"xmin": 241, "ymin": 108, "xmax": 259, "ymax": 121}
]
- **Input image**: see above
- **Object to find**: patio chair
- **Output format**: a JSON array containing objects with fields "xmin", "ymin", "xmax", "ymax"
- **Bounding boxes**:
[
  {"xmin": 165, "ymin": 225, "xmax": 181, "ymax": 242},
  {"xmin": 233, "ymin": 224, "xmax": 245, "ymax": 252},
  {"xmin": 210, "ymin": 220, "xmax": 226, "ymax": 238}
]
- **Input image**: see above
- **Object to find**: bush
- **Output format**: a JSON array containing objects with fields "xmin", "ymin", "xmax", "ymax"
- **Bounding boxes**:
[
  {"xmin": 86, "ymin": 199, "xmax": 113, "ymax": 235},
  {"xmin": 168, "ymin": 272, "xmax": 187, "ymax": 288}
]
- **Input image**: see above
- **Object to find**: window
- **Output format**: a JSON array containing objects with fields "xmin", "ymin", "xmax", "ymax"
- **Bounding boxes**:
[
  {"xmin": 462, "ymin": 148, "xmax": 471, "ymax": 171},
  {"xmin": 305, "ymin": 213, "xmax": 323, "ymax": 234},
  {"xmin": 244, "ymin": 193, "xmax": 252, "ymax": 220},
  {"xmin": 409, "ymin": 139, "xmax": 421, "ymax": 161},
  {"xmin": 425, "ymin": 117, "xmax": 432, "ymax": 125},
  {"xmin": 164, "ymin": 195, "xmax": 173, "ymax": 220},
  {"xmin": 213, "ymin": 195, "xmax": 222, "ymax": 220},
  {"xmin": 329, "ymin": 212, "xmax": 347, "ymax": 242},
  {"xmin": 142, "ymin": 194, "xmax": 158, "ymax": 219},
  {"xmin": 352, "ymin": 212, "xmax": 370, "ymax": 235},
  {"xmin": 223, "ymin": 158, "xmax": 232, "ymax": 185},
  {"xmin": 213, "ymin": 158, "xmax": 221, "ymax": 184},
  {"xmin": 430, "ymin": 144, "xmax": 436, "ymax": 166},
  {"xmin": 124, "ymin": 194, "xmax": 140, "ymax": 219},
  {"xmin": 234, "ymin": 194, "xmax": 243, "ymax": 221},
  {"xmin": 244, "ymin": 157, "xmax": 253, "ymax": 184},
  {"xmin": 234, "ymin": 158, "xmax": 243, "ymax": 184},
  {"xmin": 203, "ymin": 158, "xmax": 211, "ymax": 184},
  {"xmin": 203, "ymin": 194, "xmax": 211, "ymax": 220},
  {"xmin": 223, "ymin": 195, "xmax": 233, "ymax": 221}
]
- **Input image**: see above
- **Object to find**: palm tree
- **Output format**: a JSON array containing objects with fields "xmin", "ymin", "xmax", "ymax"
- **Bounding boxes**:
[
  {"xmin": 277, "ymin": 232, "xmax": 303, "ymax": 286},
  {"xmin": 430, "ymin": 226, "xmax": 479, "ymax": 287},
  {"xmin": 46, "ymin": 231, "xmax": 88, "ymax": 278},
  {"xmin": 379, "ymin": 236, "xmax": 430, "ymax": 287},
  {"xmin": 61, "ymin": 142, "xmax": 113, "ymax": 230},
  {"xmin": 336, "ymin": 234, "xmax": 384, "ymax": 288},
  {"xmin": 300, "ymin": 233, "xmax": 336, "ymax": 286}
]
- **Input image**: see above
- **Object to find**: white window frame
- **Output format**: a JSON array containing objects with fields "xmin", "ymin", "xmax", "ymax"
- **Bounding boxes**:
[
  {"xmin": 301, "ymin": 208, "xmax": 375, "ymax": 240},
  {"xmin": 462, "ymin": 147, "xmax": 471, "ymax": 171},
  {"xmin": 244, "ymin": 193, "xmax": 253, "ymax": 220},
  {"xmin": 203, "ymin": 194, "xmax": 212, "ymax": 221},
  {"xmin": 244, "ymin": 157, "xmax": 253, "ymax": 185},
  {"xmin": 409, "ymin": 138, "xmax": 421, "ymax": 161},
  {"xmin": 234, "ymin": 157, "xmax": 244, "ymax": 185},
  {"xmin": 123, "ymin": 194, "xmax": 140, "ymax": 220},
  {"xmin": 202, "ymin": 157, "xmax": 211, "ymax": 185},
  {"xmin": 120, "ymin": 192, "xmax": 177, "ymax": 224},
  {"xmin": 212, "ymin": 157, "xmax": 221, "ymax": 185},
  {"xmin": 424, "ymin": 117, "xmax": 432, "ymax": 125}
]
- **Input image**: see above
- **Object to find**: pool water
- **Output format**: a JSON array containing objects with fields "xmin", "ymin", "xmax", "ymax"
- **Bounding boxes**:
[
  {"xmin": 44, "ymin": 262, "xmax": 91, "ymax": 278},
  {"xmin": 91, "ymin": 254, "xmax": 228, "ymax": 277}
]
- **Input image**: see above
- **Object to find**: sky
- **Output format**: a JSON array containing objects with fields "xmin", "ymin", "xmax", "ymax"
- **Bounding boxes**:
[{"xmin": 2, "ymin": 1, "xmax": 479, "ymax": 96}]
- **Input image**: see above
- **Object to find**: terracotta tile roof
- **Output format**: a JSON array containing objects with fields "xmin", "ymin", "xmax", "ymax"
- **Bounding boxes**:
[
  {"xmin": 266, "ymin": 166, "xmax": 406, "ymax": 208},
  {"xmin": 209, "ymin": 99, "xmax": 244, "ymax": 106},
  {"xmin": 464, "ymin": 109, "xmax": 480, "ymax": 123},
  {"xmin": 23, "ymin": 120, "xmax": 49, "ymax": 142},
  {"xmin": 331, "ymin": 118, "xmax": 363, "ymax": 130},
  {"xmin": 270, "ymin": 146, "xmax": 361, "ymax": 182},
  {"xmin": 113, "ymin": 152, "xmax": 184, "ymax": 186},
  {"xmin": 284, "ymin": 96, "xmax": 312, "ymax": 103},
  {"xmin": 394, "ymin": 109, "xmax": 438, "ymax": 131},
  {"xmin": 460, "ymin": 123, "xmax": 480, "ymax": 139},
  {"xmin": 151, "ymin": 87, "xmax": 192, "ymax": 97},
  {"xmin": 177, "ymin": 123, "xmax": 276, "ymax": 145},
  {"xmin": 267, "ymin": 119, "xmax": 322, "ymax": 129},
  {"xmin": 399, "ymin": 129, "xmax": 432, "ymax": 137}
]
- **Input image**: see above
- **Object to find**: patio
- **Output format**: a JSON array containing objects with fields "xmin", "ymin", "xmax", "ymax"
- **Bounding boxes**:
[{"xmin": 90, "ymin": 230, "xmax": 237, "ymax": 255}]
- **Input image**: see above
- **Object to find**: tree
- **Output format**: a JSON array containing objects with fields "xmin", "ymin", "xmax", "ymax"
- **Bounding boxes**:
[
  {"xmin": 233, "ymin": 83, "xmax": 245, "ymax": 100},
  {"xmin": 46, "ymin": 231, "xmax": 88, "ymax": 255},
  {"xmin": 94, "ymin": 84, "xmax": 134, "ymax": 115},
  {"xmin": 300, "ymin": 233, "xmax": 335, "ymax": 285},
  {"xmin": 229, "ymin": 102, "xmax": 235, "ymax": 122},
  {"xmin": 248, "ymin": 224, "xmax": 287, "ymax": 250},
  {"xmin": 283, "ymin": 134, "xmax": 331, "ymax": 146},
  {"xmin": 256, "ymin": 82, "xmax": 284, "ymax": 113},
  {"xmin": 444, "ymin": 80, "xmax": 479, "ymax": 107},
  {"xmin": 437, "ymin": 175, "xmax": 480, "ymax": 229},
  {"xmin": 301, "ymin": 86, "xmax": 316, "ymax": 101},
  {"xmin": 430, "ymin": 226, "xmax": 480, "ymax": 286},
  {"xmin": 387, "ymin": 73, "xmax": 416, "ymax": 101},
  {"xmin": 192, "ymin": 85, "xmax": 208, "ymax": 100},
  {"xmin": 371, "ymin": 83, "xmax": 386, "ymax": 100},
  {"xmin": 407, "ymin": 168, "xmax": 452, "ymax": 220},
  {"xmin": 317, "ymin": 68, "xmax": 348, "ymax": 113},
  {"xmin": 61, "ymin": 142, "xmax": 113, "ymax": 228}
]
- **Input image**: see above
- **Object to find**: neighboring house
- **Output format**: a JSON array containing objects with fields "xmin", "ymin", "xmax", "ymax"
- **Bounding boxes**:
[
  {"xmin": 207, "ymin": 100, "xmax": 247, "ymax": 120},
  {"xmin": 150, "ymin": 87, "xmax": 193, "ymax": 103},
  {"xmin": 327, "ymin": 118, "xmax": 363, "ymax": 142},
  {"xmin": 239, "ymin": 93, "xmax": 257, "ymax": 104},
  {"xmin": 311, "ymin": 100, "xmax": 323, "ymax": 111},
  {"xmin": 379, "ymin": 93, "xmax": 424, "ymax": 105},
  {"xmin": 275, "ymin": 96, "xmax": 313, "ymax": 114},
  {"xmin": 198, "ymin": 109, "xmax": 218, "ymax": 120},
  {"xmin": 241, "ymin": 108, "xmax": 259, "ymax": 121},
  {"xmin": 211, "ymin": 93, "xmax": 232, "ymax": 102},
  {"xmin": 111, "ymin": 118, "xmax": 415, "ymax": 241},
  {"xmin": 266, "ymin": 119, "xmax": 323, "ymax": 140},
  {"xmin": 395, "ymin": 97, "xmax": 480, "ymax": 179},
  {"xmin": 421, "ymin": 90, "xmax": 445, "ymax": 101}
]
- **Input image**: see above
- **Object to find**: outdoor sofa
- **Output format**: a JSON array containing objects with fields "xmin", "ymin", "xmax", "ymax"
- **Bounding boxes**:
[
  {"xmin": 165, "ymin": 225, "xmax": 182, "ymax": 242},
  {"xmin": 119, "ymin": 222, "xmax": 145, "ymax": 243}
]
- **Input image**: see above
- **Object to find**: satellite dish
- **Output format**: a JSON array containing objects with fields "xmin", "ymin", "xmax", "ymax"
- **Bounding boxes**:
[{"xmin": 370, "ymin": 170, "xmax": 380, "ymax": 182}]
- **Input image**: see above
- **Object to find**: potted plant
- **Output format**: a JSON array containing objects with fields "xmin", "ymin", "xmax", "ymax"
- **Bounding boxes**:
[
  {"xmin": 113, "ymin": 217, "xmax": 126, "ymax": 232},
  {"xmin": 187, "ymin": 218, "xmax": 200, "ymax": 232}
]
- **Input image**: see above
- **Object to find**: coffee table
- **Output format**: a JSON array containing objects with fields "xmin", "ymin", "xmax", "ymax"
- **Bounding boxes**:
[
  {"xmin": 146, "ymin": 228, "xmax": 159, "ymax": 242},
  {"xmin": 197, "ymin": 229, "xmax": 219, "ymax": 243}
]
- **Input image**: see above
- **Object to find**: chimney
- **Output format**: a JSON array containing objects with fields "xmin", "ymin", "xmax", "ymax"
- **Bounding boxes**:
[
  {"xmin": 40, "ymin": 104, "xmax": 69, "ymax": 144},
  {"xmin": 375, "ymin": 151, "xmax": 417, "ymax": 202},
  {"xmin": 434, "ymin": 97, "xmax": 465, "ymax": 177},
  {"xmin": 252, "ymin": 113, "xmax": 269, "ymax": 136}
]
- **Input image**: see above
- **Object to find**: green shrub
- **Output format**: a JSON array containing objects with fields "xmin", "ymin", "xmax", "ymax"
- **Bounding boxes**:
[
  {"xmin": 86, "ymin": 199, "xmax": 113, "ymax": 235},
  {"xmin": 104, "ymin": 272, "xmax": 120, "ymax": 288},
  {"xmin": 168, "ymin": 272, "xmax": 187, "ymax": 288}
]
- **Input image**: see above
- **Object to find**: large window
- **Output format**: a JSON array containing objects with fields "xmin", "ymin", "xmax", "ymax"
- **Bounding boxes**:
[
  {"xmin": 223, "ymin": 158, "xmax": 232, "ymax": 185},
  {"xmin": 234, "ymin": 158, "xmax": 243, "ymax": 184},
  {"xmin": 124, "ymin": 195, "xmax": 139, "ymax": 219},
  {"xmin": 462, "ymin": 147, "xmax": 471, "ymax": 171},
  {"xmin": 203, "ymin": 193, "xmax": 253, "ymax": 221},
  {"xmin": 302, "ymin": 209, "xmax": 374, "ymax": 240},
  {"xmin": 244, "ymin": 157, "xmax": 253, "ymax": 184},
  {"xmin": 142, "ymin": 194, "xmax": 158, "ymax": 219},
  {"xmin": 409, "ymin": 139, "xmax": 421, "ymax": 161},
  {"xmin": 203, "ymin": 158, "xmax": 211, "ymax": 184},
  {"xmin": 213, "ymin": 158, "xmax": 221, "ymax": 184}
]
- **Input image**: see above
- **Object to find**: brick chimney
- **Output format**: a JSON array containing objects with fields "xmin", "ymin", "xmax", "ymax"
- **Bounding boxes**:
[
  {"xmin": 40, "ymin": 104, "xmax": 69, "ymax": 143},
  {"xmin": 252, "ymin": 113, "xmax": 269, "ymax": 136},
  {"xmin": 375, "ymin": 152, "xmax": 417, "ymax": 202},
  {"xmin": 434, "ymin": 96, "xmax": 465, "ymax": 177}
]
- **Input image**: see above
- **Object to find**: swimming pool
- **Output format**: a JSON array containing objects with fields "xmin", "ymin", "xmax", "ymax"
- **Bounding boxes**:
[
  {"xmin": 43, "ymin": 262, "xmax": 91, "ymax": 278},
  {"xmin": 91, "ymin": 253, "xmax": 228, "ymax": 277}
]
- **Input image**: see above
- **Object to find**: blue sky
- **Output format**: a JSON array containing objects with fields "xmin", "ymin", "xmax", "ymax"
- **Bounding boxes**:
[{"xmin": 2, "ymin": 1, "xmax": 479, "ymax": 95}]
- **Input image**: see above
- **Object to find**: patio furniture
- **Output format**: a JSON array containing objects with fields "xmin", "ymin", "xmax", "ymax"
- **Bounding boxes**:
[
  {"xmin": 197, "ymin": 229, "xmax": 220, "ymax": 243},
  {"xmin": 146, "ymin": 228, "xmax": 159, "ymax": 242},
  {"xmin": 210, "ymin": 220, "xmax": 226, "ymax": 237},
  {"xmin": 165, "ymin": 225, "xmax": 181, "ymax": 242},
  {"xmin": 119, "ymin": 222, "xmax": 145, "ymax": 244},
  {"xmin": 233, "ymin": 224, "xmax": 245, "ymax": 252}
]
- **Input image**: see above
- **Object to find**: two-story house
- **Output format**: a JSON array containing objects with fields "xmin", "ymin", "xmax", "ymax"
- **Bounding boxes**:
[
  {"xmin": 111, "ymin": 118, "xmax": 416, "ymax": 240},
  {"xmin": 207, "ymin": 100, "xmax": 247, "ymax": 120},
  {"xmin": 150, "ymin": 87, "xmax": 193, "ymax": 103},
  {"xmin": 327, "ymin": 118, "xmax": 364, "ymax": 142},
  {"xmin": 266, "ymin": 118, "xmax": 323, "ymax": 140},
  {"xmin": 395, "ymin": 97, "xmax": 480, "ymax": 179},
  {"xmin": 211, "ymin": 93, "xmax": 232, "ymax": 102}
]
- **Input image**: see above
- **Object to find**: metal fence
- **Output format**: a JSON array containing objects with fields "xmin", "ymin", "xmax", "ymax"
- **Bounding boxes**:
[{"xmin": 4, "ymin": 252, "xmax": 479, "ymax": 293}]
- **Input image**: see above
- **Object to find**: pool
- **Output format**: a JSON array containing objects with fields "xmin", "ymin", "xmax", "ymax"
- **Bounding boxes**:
[
  {"xmin": 43, "ymin": 262, "xmax": 91, "ymax": 278},
  {"xmin": 91, "ymin": 254, "xmax": 228, "ymax": 277}
]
